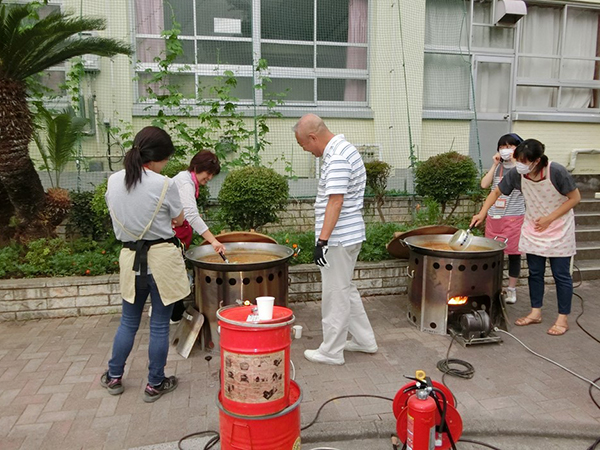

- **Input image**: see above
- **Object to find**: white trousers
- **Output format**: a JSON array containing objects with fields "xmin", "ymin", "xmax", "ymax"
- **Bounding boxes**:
[{"xmin": 318, "ymin": 243, "xmax": 377, "ymax": 358}]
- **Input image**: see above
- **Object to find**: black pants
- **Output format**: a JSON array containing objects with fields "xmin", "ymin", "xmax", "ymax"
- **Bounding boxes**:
[
  {"xmin": 508, "ymin": 254, "xmax": 521, "ymax": 278},
  {"xmin": 171, "ymin": 299, "xmax": 186, "ymax": 322}
]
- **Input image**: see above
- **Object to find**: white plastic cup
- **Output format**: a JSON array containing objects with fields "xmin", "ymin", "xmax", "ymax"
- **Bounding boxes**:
[
  {"xmin": 292, "ymin": 325, "xmax": 303, "ymax": 339},
  {"xmin": 256, "ymin": 296, "xmax": 275, "ymax": 321}
]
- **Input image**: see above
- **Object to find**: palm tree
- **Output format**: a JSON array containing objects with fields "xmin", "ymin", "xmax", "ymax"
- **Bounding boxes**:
[{"xmin": 0, "ymin": 1, "xmax": 130, "ymax": 241}]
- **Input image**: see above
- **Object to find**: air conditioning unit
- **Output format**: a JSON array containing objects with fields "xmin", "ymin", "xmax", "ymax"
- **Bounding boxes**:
[
  {"xmin": 494, "ymin": 0, "xmax": 527, "ymax": 26},
  {"xmin": 79, "ymin": 31, "xmax": 101, "ymax": 72},
  {"xmin": 81, "ymin": 53, "xmax": 100, "ymax": 72}
]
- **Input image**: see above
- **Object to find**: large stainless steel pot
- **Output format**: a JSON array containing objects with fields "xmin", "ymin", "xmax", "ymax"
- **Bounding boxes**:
[
  {"xmin": 186, "ymin": 242, "xmax": 294, "ymax": 350},
  {"xmin": 402, "ymin": 234, "xmax": 506, "ymax": 258},
  {"xmin": 402, "ymin": 234, "xmax": 506, "ymax": 336}
]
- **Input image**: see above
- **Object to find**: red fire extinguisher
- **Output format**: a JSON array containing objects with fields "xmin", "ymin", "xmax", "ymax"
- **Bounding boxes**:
[
  {"xmin": 393, "ymin": 371, "xmax": 463, "ymax": 450},
  {"xmin": 406, "ymin": 389, "xmax": 437, "ymax": 450}
]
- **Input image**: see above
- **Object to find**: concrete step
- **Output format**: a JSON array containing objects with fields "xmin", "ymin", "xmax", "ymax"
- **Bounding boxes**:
[
  {"xmin": 576, "ymin": 198, "xmax": 600, "ymax": 213},
  {"xmin": 575, "ymin": 212, "xmax": 600, "ymax": 226},
  {"xmin": 579, "ymin": 191, "xmax": 598, "ymax": 199},
  {"xmin": 575, "ymin": 240, "xmax": 600, "ymax": 260},
  {"xmin": 575, "ymin": 225, "xmax": 600, "ymax": 241},
  {"xmin": 573, "ymin": 259, "xmax": 600, "ymax": 282}
]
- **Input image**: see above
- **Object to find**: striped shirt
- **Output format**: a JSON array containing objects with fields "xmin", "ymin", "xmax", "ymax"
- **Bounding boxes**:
[
  {"xmin": 315, "ymin": 134, "xmax": 366, "ymax": 246},
  {"xmin": 487, "ymin": 164, "xmax": 526, "ymax": 218}
]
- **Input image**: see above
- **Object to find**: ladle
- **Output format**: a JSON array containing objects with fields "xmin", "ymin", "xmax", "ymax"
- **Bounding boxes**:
[
  {"xmin": 448, "ymin": 225, "xmax": 475, "ymax": 251},
  {"xmin": 219, "ymin": 252, "xmax": 230, "ymax": 264}
]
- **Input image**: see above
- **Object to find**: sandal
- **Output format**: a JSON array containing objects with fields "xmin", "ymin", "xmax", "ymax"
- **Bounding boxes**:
[
  {"xmin": 514, "ymin": 316, "xmax": 542, "ymax": 326},
  {"xmin": 547, "ymin": 324, "xmax": 568, "ymax": 336}
]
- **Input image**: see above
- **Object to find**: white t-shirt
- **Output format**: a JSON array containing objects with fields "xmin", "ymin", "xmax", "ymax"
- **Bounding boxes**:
[
  {"xmin": 172, "ymin": 170, "xmax": 209, "ymax": 236},
  {"xmin": 315, "ymin": 134, "xmax": 366, "ymax": 246},
  {"xmin": 105, "ymin": 169, "xmax": 182, "ymax": 242}
]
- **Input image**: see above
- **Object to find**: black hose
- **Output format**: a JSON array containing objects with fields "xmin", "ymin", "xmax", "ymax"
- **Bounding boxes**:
[
  {"xmin": 430, "ymin": 388, "xmax": 457, "ymax": 450},
  {"xmin": 458, "ymin": 438, "xmax": 503, "ymax": 450},
  {"xmin": 574, "ymin": 292, "xmax": 600, "ymax": 344},
  {"xmin": 177, "ymin": 430, "xmax": 219, "ymax": 450},
  {"xmin": 301, "ymin": 394, "xmax": 393, "ymax": 431}
]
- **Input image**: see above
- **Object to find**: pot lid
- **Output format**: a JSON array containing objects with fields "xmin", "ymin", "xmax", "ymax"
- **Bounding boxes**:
[
  {"xmin": 200, "ymin": 230, "xmax": 277, "ymax": 245},
  {"xmin": 387, "ymin": 225, "xmax": 459, "ymax": 259},
  {"xmin": 217, "ymin": 305, "xmax": 294, "ymax": 326}
]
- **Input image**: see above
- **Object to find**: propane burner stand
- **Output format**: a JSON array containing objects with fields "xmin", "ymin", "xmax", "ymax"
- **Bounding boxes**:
[{"xmin": 404, "ymin": 235, "xmax": 509, "ymax": 345}]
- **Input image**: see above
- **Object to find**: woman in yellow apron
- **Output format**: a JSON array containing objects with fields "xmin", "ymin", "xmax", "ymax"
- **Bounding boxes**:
[
  {"xmin": 472, "ymin": 139, "xmax": 580, "ymax": 336},
  {"xmin": 101, "ymin": 127, "xmax": 190, "ymax": 402},
  {"xmin": 480, "ymin": 133, "xmax": 525, "ymax": 304}
]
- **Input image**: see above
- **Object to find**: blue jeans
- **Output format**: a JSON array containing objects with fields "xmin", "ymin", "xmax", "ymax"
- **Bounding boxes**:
[
  {"xmin": 108, "ymin": 275, "xmax": 174, "ymax": 385},
  {"xmin": 526, "ymin": 254, "xmax": 572, "ymax": 315}
]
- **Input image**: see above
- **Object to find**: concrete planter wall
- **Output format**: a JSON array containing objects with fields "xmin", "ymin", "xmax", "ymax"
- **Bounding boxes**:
[{"xmin": 0, "ymin": 260, "xmax": 409, "ymax": 321}]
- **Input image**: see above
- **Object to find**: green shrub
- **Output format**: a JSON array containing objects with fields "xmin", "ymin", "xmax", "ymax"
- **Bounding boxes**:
[
  {"xmin": 415, "ymin": 151, "xmax": 478, "ymax": 221},
  {"xmin": 91, "ymin": 179, "xmax": 110, "ymax": 225},
  {"xmin": 0, "ymin": 244, "xmax": 23, "ymax": 278},
  {"xmin": 365, "ymin": 160, "xmax": 392, "ymax": 222},
  {"xmin": 162, "ymin": 159, "xmax": 188, "ymax": 178},
  {"xmin": 68, "ymin": 190, "xmax": 113, "ymax": 241},
  {"xmin": 269, "ymin": 230, "xmax": 315, "ymax": 265},
  {"xmin": 1, "ymin": 237, "xmax": 120, "ymax": 279},
  {"xmin": 218, "ymin": 166, "xmax": 289, "ymax": 230},
  {"xmin": 269, "ymin": 223, "xmax": 407, "ymax": 265},
  {"xmin": 360, "ymin": 222, "xmax": 408, "ymax": 261}
]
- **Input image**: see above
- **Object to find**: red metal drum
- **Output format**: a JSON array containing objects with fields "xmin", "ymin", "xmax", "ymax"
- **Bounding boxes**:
[
  {"xmin": 218, "ymin": 380, "xmax": 302, "ymax": 450},
  {"xmin": 217, "ymin": 305, "xmax": 295, "ymax": 416}
]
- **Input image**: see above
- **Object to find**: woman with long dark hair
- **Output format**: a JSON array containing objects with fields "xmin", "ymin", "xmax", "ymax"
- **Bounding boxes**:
[
  {"xmin": 479, "ymin": 133, "xmax": 525, "ymax": 304},
  {"xmin": 472, "ymin": 139, "xmax": 580, "ymax": 336},
  {"xmin": 101, "ymin": 126, "xmax": 189, "ymax": 402},
  {"xmin": 170, "ymin": 150, "xmax": 224, "ymax": 322}
]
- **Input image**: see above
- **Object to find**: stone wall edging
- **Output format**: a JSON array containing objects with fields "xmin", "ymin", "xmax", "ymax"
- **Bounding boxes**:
[{"xmin": 0, "ymin": 260, "xmax": 409, "ymax": 321}]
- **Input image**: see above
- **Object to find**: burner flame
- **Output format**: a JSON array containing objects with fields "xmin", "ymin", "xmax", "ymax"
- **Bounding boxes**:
[{"xmin": 448, "ymin": 296, "xmax": 468, "ymax": 305}]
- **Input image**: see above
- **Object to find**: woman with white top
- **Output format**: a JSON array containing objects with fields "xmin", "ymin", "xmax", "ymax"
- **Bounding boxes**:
[
  {"xmin": 102, "ymin": 127, "xmax": 189, "ymax": 402},
  {"xmin": 170, "ymin": 150, "xmax": 225, "ymax": 322},
  {"xmin": 471, "ymin": 139, "xmax": 580, "ymax": 336},
  {"xmin": 479, "ymin": 133, "xmax": 525, "ymax": 304}
]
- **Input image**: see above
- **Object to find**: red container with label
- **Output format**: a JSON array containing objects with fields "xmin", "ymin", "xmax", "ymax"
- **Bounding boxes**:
[
  {"xmin": 217, "ymin": 305, "xmax": 295, "ymax": 416},
  {"xmin": 218, "ymin": 380, "xmax": 302, "ymax": 450}
]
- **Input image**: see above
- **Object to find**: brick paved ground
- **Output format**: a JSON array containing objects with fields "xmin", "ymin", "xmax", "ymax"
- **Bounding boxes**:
[{"xmin": 1, "ymin": 281, "xmax": 599, "ymax": 450}]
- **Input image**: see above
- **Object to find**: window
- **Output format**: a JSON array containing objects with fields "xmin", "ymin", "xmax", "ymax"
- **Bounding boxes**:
[
  {"xmin": 423, "ymin": 0, "xmax": 472, "ymax": 111},
  {"xmin": 516, "ymin": 5, "xmax": 600, "ymax": 112},
  {"xmin": 424, "ymin": 0, "xmax": 600, "ymax": 116},
  {"xmin": 134, "ymin": 0, "xmax": 369, "ymax": 107}
]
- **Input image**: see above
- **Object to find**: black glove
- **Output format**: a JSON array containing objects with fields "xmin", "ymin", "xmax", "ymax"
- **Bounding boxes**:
[{"xmin": 314, "ymin": 239, "xmax": 330, "ymax": 268}]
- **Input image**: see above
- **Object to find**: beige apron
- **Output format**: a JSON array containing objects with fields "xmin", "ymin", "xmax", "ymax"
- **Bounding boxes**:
[
  {"xmin": 111, "ymin": 179, "xmax": 191, "ymax": 305},
  {"xmin": 518, "ymin": 162, "xmax": 576, "ymax": 257}
]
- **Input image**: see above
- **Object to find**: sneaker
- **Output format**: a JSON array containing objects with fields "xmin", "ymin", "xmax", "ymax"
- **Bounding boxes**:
[
  {"xmin": 143, "ymin": 376, "xmax": 179, "ymax": 403},
  {"xmin": 100, "ymin": 371, "xmax": 124, "ymax": 395},
  {"xmin": 169, "ymin": 319, "xmax": 181, "ymax": 325},
  {"xmin": 505, "ymin": 288, "xmax": 517, "ymax": 304},
  {"xmin": 344, "ymin": 340, "xmax": 378, "ymax": 354},
  {"xmin": 303, "ymin": 349, "xmax": 344, "ymax": 366}
]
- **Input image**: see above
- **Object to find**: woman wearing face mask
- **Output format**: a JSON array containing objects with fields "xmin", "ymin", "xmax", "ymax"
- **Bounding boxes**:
[
  {"xmin": 479, "ymin": 133, "xmax": 525, "ymax": 304},
  {"xmin": 169, "ymin": 150, "xmax": 225, "ymax": 323},
  {"xmin": 471, "ymin": 139, "xmax": 580, "ymax": 336}
]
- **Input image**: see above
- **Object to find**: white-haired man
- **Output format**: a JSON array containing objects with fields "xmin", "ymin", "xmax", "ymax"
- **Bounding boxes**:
[{"xmin": 293, "ymin": 114, "xmax": 378, "ymax": 365}]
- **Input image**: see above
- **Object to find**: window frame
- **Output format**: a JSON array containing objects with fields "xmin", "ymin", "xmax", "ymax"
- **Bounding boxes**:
[
  {"xmin": 514, "ymin": 3, "xmax": 600, "ymax": 115},
  {"xmin": 132, "ymin": 0, "xmax": 372, "ymax": 115},
  {"xmin": 423, "ymin": 0, "xmax": 600, "ymax": 122}
]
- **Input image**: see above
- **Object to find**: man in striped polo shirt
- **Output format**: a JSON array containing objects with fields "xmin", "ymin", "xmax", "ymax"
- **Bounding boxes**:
[{"xmin": 294, "ymin": 114, "xmax": 378, "ymax": 365}]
